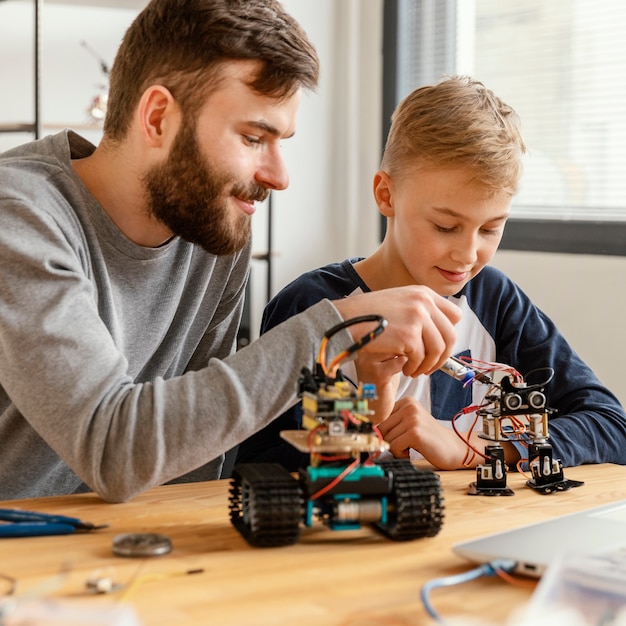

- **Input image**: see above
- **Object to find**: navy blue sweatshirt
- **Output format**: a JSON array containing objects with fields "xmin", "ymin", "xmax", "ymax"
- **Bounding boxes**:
[{"xmin": 237, "ymin": 259, "xmax": 626, "ymax": 471}]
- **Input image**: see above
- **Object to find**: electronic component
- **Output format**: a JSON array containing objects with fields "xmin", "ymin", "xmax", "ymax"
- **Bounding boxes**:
[{"xmin": 440, "ymin": 356, "xmax": 475, "ymax": 386}]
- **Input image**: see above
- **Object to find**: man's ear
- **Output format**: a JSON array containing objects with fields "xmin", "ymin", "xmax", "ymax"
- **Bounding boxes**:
[
  {"xmin": 137, "ymin": 85, "xmax": 180, "ymax": 148},
  {"xmin": 373, "ymin": 170, "xmax": 395, "ymax": 217}
]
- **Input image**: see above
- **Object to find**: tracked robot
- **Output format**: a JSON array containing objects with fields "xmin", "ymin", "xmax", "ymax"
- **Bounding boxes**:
[{"xmin": 229, "ymin": 315, "xmax": 445, "ymax": 547}]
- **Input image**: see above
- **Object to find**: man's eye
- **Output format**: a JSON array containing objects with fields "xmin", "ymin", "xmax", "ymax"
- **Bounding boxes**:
[{"xmin": 243, "ymin": 135, "xmax": 261, "ymax": 145}]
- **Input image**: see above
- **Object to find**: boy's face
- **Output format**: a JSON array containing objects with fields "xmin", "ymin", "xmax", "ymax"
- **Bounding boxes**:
[{"xmin": 378, "ymin": 164, "xmax": 512, "ymax": 297}]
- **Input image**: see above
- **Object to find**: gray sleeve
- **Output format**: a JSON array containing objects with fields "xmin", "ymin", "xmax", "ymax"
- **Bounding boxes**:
[
  {"xmin": 80, "ymin": 300, "xmax": 344, "ymax": 502},
  {"xmin": 0, "ymin": 195, "xmax": 349, "ymax": 502}
]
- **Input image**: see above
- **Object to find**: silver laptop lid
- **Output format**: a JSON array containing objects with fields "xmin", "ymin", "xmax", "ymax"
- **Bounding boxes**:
[{"xmin": 452, "ymin": 499, "xmax": 626, "ymax": 578}]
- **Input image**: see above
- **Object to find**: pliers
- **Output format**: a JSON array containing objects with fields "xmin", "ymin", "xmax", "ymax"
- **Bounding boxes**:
[{"xmin": 0, "ymin": 508, "xmax": 108, "ymax": 538}]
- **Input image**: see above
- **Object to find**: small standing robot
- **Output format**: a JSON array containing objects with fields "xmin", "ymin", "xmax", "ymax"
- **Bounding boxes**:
[
  {"xmin": 229, "ymin": 315, "xmax": 445, "ymax": 547},
  {"xmin": 444, "ymin": 357, "xmax": 584, "ymax": 496}
]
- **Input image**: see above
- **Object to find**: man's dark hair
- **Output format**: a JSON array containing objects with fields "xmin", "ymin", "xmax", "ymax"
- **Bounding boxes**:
[{"xmin": 103, "ymin": 0, "xmax": 320, "ymax": 140}]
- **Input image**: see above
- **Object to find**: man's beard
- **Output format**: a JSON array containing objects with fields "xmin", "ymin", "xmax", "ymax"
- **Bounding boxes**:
[{"xmin": 143, "ymin": 118, "xmax": 268, "ymax": 255}]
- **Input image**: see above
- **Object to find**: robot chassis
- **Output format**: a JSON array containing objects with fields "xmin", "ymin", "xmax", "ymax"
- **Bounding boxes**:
[{"xmin": 229, "ymin": 315, "xmax": 445, "ymax": 547}]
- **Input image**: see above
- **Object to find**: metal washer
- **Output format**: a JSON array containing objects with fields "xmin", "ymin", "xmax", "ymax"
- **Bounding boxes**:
[{"xmin": 112, "ymin": 532, "xmax": 172, "ymax": 557}]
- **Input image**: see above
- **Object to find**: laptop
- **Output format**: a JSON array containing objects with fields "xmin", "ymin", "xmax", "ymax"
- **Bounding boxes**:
[{"xmin": 452, "ymin": 499, "xmax": 626, "ymax": 578}]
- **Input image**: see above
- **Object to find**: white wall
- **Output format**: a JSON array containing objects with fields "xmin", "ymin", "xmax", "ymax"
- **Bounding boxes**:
[{"xmin": 2, "ymin": 0, "xmax": 624, "ymax": 408}]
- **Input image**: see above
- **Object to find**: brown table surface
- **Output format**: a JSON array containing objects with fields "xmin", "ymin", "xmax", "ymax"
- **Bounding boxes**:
[{"xmin": 1, "ymin": 463, "xmax": 624, "ymax": 625}]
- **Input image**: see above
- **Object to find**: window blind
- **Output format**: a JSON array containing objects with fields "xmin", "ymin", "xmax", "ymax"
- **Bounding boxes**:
[{"xmin": 393, "ymin": 0, "xmax": 626, "ymax": 223}]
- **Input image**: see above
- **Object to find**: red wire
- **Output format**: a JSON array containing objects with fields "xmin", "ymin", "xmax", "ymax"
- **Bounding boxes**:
[
  {"xmin": 308, "ymin": 458, "xmax": 360, "ymax": 501},
  {"xmin": 451, "ymin": 406, "xmax": 489, "ymax": 461}
]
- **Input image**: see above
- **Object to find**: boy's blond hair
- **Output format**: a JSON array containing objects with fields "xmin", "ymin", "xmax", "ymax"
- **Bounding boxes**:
[{"xmin": 381, "ymin": 76, "xmax": 526, "ymax": 194}]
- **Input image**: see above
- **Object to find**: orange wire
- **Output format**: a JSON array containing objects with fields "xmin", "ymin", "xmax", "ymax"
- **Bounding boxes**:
[
  {"xmin": 327, "ymin": 350, "xmax": 350, "ymax": 378},
  {"xmin": 317, "ymin": 337, "xmax": 329, "ymax": 375},
  {"xmin": 494, "ymin": 567, "xmax": 538, "ymax": 589},
  {"xmin": 451, "ymin": 407, "xmax": 489, "ymax": 462}
]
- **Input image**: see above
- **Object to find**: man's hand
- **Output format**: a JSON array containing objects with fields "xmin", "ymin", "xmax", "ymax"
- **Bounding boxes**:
[
  {"xmin": 332, "ymin": 285, "xmax": 461, "ymax": 378},
  {"xmin": 354, "ymin": 352, "xmax": 406, "ymax": 424}
]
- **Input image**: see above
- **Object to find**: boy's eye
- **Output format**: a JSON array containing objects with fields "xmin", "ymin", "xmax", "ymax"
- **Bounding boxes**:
[
  {"xmin": 434, "ymin": 224, "xmax": 456, "ymax": 233},
  {"xmin": 480, "ymin": 227, "xmax": 501, "ymax": 236}
]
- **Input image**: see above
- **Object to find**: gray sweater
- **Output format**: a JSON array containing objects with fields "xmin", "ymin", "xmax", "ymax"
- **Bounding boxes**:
[{"xmin": 0, "ymin": 131, "xmax": 346, "ymax": 502}]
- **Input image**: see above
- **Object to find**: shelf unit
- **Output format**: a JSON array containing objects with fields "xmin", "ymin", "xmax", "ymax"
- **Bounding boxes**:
[{"xmin": 0, "ymin": 0, "xmax": 42, "ymax": 140}]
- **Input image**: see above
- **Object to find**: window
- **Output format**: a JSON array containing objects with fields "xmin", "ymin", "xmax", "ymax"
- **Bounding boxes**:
[{"xmin": 383, "ymin": 0, "xmax": 626, "ymax": 255}]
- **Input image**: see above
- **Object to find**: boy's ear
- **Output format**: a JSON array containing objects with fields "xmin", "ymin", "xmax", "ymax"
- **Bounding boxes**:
[
  {"xmin": 137, "ymin": 85, "xmax": 180, "ymax": 149},
  {"xmin": 373, "ymin": 170, "xmax": 395, "ymax": 217}
]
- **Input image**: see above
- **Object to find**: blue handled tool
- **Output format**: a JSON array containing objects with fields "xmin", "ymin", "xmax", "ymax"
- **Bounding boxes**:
[{"xmin": 0, "ymin": 508, "xmax": 108, "ymax": 538}]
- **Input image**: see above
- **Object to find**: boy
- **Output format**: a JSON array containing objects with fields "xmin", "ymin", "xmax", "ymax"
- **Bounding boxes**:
[{"xmin": 238, "ymin": 76, "xmax": 626, "ymax": 472}]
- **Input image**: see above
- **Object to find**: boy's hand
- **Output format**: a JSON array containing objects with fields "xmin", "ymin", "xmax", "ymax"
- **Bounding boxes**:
[
  {"xmin": 377, "ymin": 396, "xmax": 472, "ymax": 469},
  {"xmin": 332, "ymin": 285, "xmax": 461, "ymax": 377}
]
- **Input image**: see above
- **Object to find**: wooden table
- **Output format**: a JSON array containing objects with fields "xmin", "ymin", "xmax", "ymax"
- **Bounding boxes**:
[{"xmin": 1, "ymin": 463, "xmax": 624, "ymax": 626}]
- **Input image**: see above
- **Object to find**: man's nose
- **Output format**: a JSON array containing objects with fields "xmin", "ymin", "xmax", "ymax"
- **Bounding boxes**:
[{"xmin": 255, "ymin": 150, "xmax": 289, "ymax": 191}]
